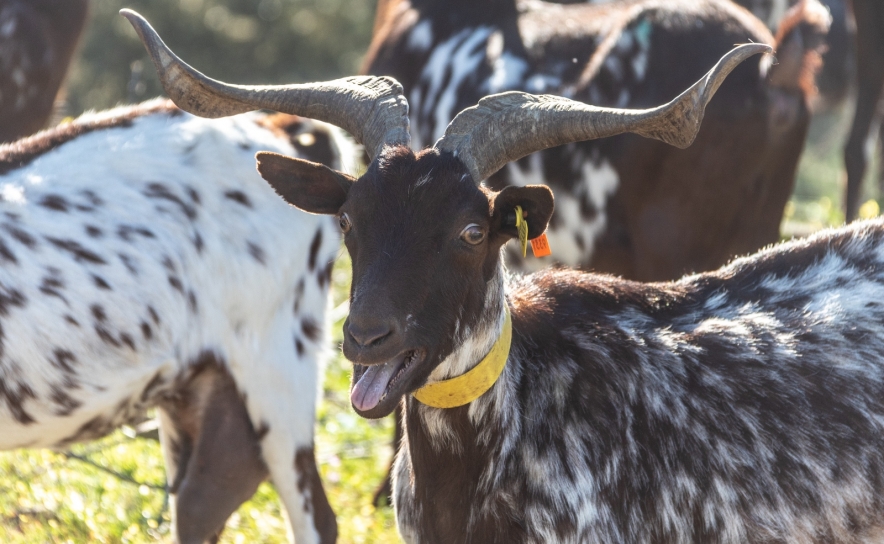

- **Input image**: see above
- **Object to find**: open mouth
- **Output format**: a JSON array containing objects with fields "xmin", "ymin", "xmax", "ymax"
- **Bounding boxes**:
[{"xmin": 350, "ymin": 349, "xmax": 424, "ymax": 412}]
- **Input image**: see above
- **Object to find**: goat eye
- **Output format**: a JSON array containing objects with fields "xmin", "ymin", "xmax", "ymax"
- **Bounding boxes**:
[
  {"xmin": 338, "ymin": 213, "xmax": 352, "ymax": 233},
  {"xmin": 460, "ymin": 224, "xmax": 485, "ymax": 245}
]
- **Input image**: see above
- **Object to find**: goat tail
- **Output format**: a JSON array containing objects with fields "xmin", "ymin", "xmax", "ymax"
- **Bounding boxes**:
[{"xmin": 767, "ymin": 0, "xmax": 832, "ymax": 100}]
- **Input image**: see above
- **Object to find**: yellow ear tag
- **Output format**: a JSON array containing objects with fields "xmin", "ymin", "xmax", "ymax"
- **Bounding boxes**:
[{"xmin": 514, "ymin": 205, "xmax": 529, "ymax": 258}]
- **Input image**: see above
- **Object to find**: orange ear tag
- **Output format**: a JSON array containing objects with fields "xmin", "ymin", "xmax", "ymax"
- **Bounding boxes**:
[{"xmin": 530, "ymin": 233, "xmax": 551, "ymax": 257}]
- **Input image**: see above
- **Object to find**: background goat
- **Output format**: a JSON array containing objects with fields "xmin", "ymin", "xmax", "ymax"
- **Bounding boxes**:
[
  {"xmin": 0, "ymin": 98, "xmax": 344, "ymax": 543},
  {"xmin": 734, "ymin": 0, "xmax": 851, "ymax": 109},
  {"xmin": 362, "ymin": 0, "xmax": 828, "ymax": 280},
  {"xmin": 0, "ymin": 0, "xmax": 89, "ymax": 143}
]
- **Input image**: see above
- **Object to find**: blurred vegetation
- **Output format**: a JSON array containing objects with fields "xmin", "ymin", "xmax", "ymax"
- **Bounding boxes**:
[
  {"xmin": 2, "ymin": 0, "xmax": 884, "ymax": 542},
  {"xmin": 63, "ymin": 0, "xmax": 377, "ymax": 115},
  {"xmin": 784, "ymin": 103, "xmax": 883, "ymax": 238}
]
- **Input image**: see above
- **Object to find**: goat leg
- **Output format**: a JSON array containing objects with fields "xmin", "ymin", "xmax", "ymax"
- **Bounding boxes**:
[{"xmin": 159, "ymin": 364, "xmax": 268, "ymax": 544}]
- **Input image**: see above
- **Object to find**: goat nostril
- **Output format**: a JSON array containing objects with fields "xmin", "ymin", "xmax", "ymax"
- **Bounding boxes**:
[{"xmin": 348, "ymin": 323, "xmax": 392, "ymax": 347}]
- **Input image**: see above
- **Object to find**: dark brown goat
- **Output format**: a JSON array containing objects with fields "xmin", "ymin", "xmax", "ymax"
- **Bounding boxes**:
[
  {"xmin": 126, "ymin": 13, "xmax": 884, "ymax": 540},
  {"xmin": 362, "ymin": 0, "xmax": 828, "ymax": 281},
  {"xmin": 363, "ymin": 0, "xmax": 829, "ymax": 504},
  {"xmin": 0, "ymin": 0, "xmax": 89, "ymax": 143},
  {"xmin": 844, "ymin": 0, "xmax": 884, "ymax": 222}
]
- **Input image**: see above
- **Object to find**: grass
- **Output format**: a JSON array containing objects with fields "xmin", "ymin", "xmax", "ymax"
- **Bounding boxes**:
[{"xmin": 1, "ymin": 103, "xmax": 883, "ymax": 543}]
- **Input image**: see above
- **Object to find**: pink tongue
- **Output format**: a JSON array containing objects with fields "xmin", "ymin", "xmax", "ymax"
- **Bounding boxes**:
[{"xmin": 351, "ymin": 361, "xmax": 400, "ymax": 411}]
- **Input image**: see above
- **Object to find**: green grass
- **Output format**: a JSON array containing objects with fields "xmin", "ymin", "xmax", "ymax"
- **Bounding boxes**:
[{"xmin": 1, "ymin": 104, "xmax": 883, "ymax": 543}]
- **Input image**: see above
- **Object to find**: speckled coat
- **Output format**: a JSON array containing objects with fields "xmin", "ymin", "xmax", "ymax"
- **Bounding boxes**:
[
  {"xmin": 363, "ymin": 0, "xmax": 826, "ymax": 280},
  {"xmin": 395, "ymin": 218, "xmax": 884, "ymax": 543},
  {"xmin": 0, "ymin": 100, "xmax": 345, "ymax": 543}
]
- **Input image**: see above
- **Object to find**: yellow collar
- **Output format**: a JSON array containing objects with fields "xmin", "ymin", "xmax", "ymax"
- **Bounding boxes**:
[{"xmin": 413, "ymin": 308, "xmax": 512, "ymax": 409}]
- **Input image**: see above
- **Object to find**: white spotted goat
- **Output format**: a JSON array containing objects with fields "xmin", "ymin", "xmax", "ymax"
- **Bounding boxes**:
[{"xmin": 0, "ymin": 99, "xmax": 347, "ymax": 544}]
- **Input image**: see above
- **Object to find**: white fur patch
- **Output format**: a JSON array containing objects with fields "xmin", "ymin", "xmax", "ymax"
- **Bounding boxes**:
[
  {"xmin": 407, "ymin": 20, "xmax": 434, "ymax": 52},
  {"xmin": 410, "ymin": 26, "xmax": 494, "ymax": 148}
]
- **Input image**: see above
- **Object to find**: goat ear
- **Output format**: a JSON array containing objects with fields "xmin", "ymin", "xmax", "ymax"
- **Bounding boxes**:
[
  {"xmin": 492, "ymin": 185, "xmax": 555, "ymax": 240},
  {"xmin": 255, "ymin": 152, "xmax": 354, "ymax": 214}
]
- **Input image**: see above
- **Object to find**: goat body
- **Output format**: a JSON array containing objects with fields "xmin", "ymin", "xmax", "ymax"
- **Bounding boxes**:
[
  {"xmin": 393, "ymin": 215, "xmax": 884, "ymax": 543},
  {"xmin": 0, "ymin": 100, "xmax": 341, "ymax": 543},
  {"xmin": 254, "ymin": 137, "xmax": 884, "ymax": 542},
  {"xmin": 364, "ymin": 0, "xmax": 827, "ymax": 281},
  {"xmin": 338, "ymin": 147, "xmax": 884, "ymax": 543}
]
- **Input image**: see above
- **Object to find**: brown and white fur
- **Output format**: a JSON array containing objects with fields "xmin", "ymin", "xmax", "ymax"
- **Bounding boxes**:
[{"xmin": 0, "ymin": 99, "xmax": 347, "ymax": 543}]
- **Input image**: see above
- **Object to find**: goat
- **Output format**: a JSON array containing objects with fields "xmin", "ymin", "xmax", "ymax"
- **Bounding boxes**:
[
  {"xmin": 0, "ymin": 0, "xmax": 89, "ymax": 143},
  {"xmin": 362, "ymin": 0, "xmax": 829, "ymax": 281},
  {"xmin": 363, "ymin": 0, "xmax": 829, "ymax": 505},
  {"xmin": 0, "ymin": 98, "xmax": 344, "ymax": 543},
  {"xmin": 843, "ymin": 0, "xmax": 884, "ymax": 222},
  {"xmin": 127, "ymin": 9, "xmax": 884, "ymax": 542}
]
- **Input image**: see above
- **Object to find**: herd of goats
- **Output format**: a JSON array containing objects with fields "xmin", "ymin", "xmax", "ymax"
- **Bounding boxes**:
[{"xmin": 3, "ymin": 0, "xmax": 884, "ymax": 543}]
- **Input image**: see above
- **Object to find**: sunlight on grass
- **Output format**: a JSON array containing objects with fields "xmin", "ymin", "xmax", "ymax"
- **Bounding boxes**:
[{"xmin": 0, "ymin": 436, "xmax": 169, "ymax": 543}]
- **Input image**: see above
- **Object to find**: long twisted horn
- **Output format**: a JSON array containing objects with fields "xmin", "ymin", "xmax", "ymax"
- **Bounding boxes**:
[
  {"xmin": 434, "ymin": 43, "xmax": 771, "ymax": 183},
  {"xmin": 120, "ymin": 9, "xmax": 409, "ymax": 159}
]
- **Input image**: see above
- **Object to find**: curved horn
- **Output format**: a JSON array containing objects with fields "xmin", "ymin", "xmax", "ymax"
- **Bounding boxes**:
[
  {"xmin": 434, "ymin": 43, "xmax": 772, "ymax": 183},
  {"xmin": 120, "ymin": 9, "xmax": 409, "ymax": 159}
]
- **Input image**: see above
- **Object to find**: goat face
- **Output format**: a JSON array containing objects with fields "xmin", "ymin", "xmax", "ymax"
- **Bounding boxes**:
[{"xmin": 258, "ymin": 147, "xmax": 552, "ymax": 418}]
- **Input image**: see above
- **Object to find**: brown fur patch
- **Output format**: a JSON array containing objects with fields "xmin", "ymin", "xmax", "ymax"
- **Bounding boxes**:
[
  {"xmin": 159, "ymin": 354, "xmax": 269, "ymax": 544},
  {"xmin": 255, "ymin": 113, "xmax": 339, "ymax": 166}
]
